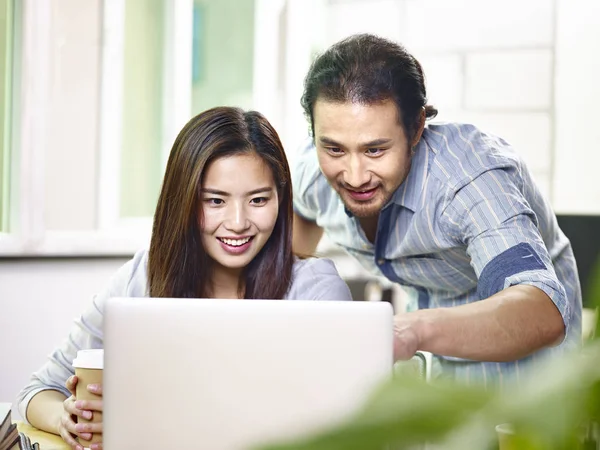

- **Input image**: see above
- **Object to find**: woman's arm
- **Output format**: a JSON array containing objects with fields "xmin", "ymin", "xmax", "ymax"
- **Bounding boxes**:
[
  {"xmin": 26, "ymin": 390, "xmax": 66, "ymax": 434},
  {"xmin": 27, "ymin": 375, "xmax": 98, "ymax": 448},
  {"xmin": 17, "ymin": 293, "xmax": 104, "ymax": 427},
  {"xmin": 18, "ymin": 250, "xmax": 147, "ymax": 429}
]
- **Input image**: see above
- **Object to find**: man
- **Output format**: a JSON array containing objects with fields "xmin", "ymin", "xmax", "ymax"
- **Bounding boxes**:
[{"xmin": 292, "ymin": 33, "xmax": 581, "ymax": 387}]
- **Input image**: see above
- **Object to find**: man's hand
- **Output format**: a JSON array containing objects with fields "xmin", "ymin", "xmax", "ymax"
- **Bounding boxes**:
[
  {"xmin": 391, "ymin": 285, "xmax": 564, "ymax": 362},
  {"xmin": 393, "ymin": 313, "xmax": 421, "ymax": 361}
]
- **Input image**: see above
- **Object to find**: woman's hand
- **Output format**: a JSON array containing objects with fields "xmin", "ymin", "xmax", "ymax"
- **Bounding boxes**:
[{"xmin": 58, "ymin": 375, "xmax": 104, "ymax": 450}]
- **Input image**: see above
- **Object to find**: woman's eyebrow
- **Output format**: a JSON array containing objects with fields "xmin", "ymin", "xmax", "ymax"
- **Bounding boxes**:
[
  {"xmin": 246, "ymin": 187, "xmax": 273, "ymax": 196},
  {"xmin": 201, "ymin": 187, "xmax": 273, "ymax": 196},
  {"xmin": 201, "ymin": 188, "xmax": 229, "ymax": 196}
]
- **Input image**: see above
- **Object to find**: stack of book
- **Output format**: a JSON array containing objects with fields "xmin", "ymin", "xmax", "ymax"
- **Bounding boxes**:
[{"xmin": 0, "ymin": 404, "xmax": 33, "ymax": 450}]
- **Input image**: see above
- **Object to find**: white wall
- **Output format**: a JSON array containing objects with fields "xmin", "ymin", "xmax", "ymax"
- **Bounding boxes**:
[
  {"xmin": 553, "ymin": 0, "xmax": 600, "ymax": 214},
  {"xmin": 0, "ymin": 257, "xmax": 128, "ymax": 418}
]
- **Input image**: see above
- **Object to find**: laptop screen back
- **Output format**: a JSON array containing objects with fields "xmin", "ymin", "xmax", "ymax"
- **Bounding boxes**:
[{"xmin": 103, "ymin": 298, "xmax": 393, "ymax": 450}]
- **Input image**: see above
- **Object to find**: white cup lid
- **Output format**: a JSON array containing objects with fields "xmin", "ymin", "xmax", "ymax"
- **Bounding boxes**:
[{"xmin": 73, "ymin": 349, "xmax": 104, "ymax": 369}]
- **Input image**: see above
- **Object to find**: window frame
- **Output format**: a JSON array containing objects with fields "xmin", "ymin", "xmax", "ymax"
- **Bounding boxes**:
[
  {"xmin": 0, "ymin": 0, "xmax": 193, "ymax": 256},
  {"xmin": 0, "ymin": 0, "xmax": 288, "ymax": 257},
  {"xmin": 0, "ymin": 0, "xmax": 15, "ymax": 233}
]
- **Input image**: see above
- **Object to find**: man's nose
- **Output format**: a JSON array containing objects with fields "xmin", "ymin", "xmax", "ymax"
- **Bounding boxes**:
[{"xmin": 343, "ymin": 155, "xmax": 371, "ymax": 188}]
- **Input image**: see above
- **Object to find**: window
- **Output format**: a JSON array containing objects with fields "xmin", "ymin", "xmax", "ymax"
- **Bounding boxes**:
[
  {"xmin": 190, "ymin": 0, "xmax": 255, "ymax": 115},
  {"xmin": 0, "ymin": 0, "xmax": 289, "ymax": 256},
  {"xmin": 0, "ymin": 0, "xmax": 14, "ymax": 233},
  {"xmin": 104, "ymin": 0, "xmax": 260, "ymax": 230},
  {"xmin": 119, "ymin": 0, "xmax": 168, "ymax": 219},
  {"xmin": 118, "ymin": 0, "xmax": 257, "ymax": 220},
  {"xmin": 97, "ymin": 0, "xmax": 192, "ymax": 238}
]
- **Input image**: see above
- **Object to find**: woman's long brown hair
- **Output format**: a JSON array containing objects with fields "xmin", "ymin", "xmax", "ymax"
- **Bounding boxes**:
[{"xmin": 148, "ymin": 107, "xmax": 294, "ymax": 299}]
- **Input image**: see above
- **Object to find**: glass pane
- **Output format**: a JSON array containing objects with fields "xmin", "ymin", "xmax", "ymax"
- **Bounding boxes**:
[
  {"xmin": 119, "ymin": 0, "xmax": 166, "ymax": 219},
  {"xmin": 0, "ymin": 0, "xmax": 13, "ymax": 232},
  {"xmin": 118, "ymin": 0, "xmax": 255, "ymax": 219},
  {"xmin": 191, "ymin": 0, "xmax": 255, "ymax": 114}
]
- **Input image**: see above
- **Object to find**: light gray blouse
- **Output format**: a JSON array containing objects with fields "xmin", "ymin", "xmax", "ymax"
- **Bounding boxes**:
[{"xmin": 17, "ymin": 250, "xmax": 352, "ymax": 421}]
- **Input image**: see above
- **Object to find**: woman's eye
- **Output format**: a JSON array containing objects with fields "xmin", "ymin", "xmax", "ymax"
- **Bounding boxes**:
[
  {"xmin": 250, "ymin": 197, "xmax": 268, "ymax": 205},
  {"xmin": 205, "ymin": 198, "xmax": 224, "ymax": 206}
]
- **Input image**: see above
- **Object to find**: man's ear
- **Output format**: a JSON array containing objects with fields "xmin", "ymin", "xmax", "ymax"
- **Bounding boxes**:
[{"xmin": 411, "ymin": 108, "xmax": 426, "ymax": 147}]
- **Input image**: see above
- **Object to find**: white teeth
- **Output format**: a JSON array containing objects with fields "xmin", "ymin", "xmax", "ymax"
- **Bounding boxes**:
[{"xmin": 219, "ymin": 237, "xmax": 251, "ymax": 247}]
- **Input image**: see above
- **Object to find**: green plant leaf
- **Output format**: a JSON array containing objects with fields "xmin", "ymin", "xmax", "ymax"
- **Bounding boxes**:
[{"xmin": 258, "ymin": 342, "xmax": 600, "ymax": 450}]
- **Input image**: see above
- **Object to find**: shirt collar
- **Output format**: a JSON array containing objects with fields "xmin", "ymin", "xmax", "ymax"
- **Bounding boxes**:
[{"xmin": 388, "ymin": 137, "xmax": 429, "ymax": 213}]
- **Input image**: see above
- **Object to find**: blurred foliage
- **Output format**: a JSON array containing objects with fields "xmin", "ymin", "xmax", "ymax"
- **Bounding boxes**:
[{"xmin": 259, "ymin": 258, "xmax": 600, "ymax": 450}]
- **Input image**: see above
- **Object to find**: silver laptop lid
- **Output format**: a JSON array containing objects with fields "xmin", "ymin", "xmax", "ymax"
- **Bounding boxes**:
[{"xmin": 103, "ymin": 298, "xmax": 393, "ymax": 450}]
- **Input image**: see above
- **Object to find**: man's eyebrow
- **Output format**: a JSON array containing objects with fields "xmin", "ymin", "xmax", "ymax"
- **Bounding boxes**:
[
  {"xmin": 362, "ymin": 138, "xmax": 393, "ymax": 147},
  {"xmin": 318, "ymin": 136, "xmax": 393, "ymax": 147},
  {"xmin": 318, "ymin": 136, "xmax": 344, "ymax": 147}
]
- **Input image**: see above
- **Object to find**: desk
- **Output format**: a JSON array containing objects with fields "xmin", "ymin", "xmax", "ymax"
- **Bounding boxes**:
[{"xmin": 16, "ymin": 422, "xmax": 69, "ymax": 450}]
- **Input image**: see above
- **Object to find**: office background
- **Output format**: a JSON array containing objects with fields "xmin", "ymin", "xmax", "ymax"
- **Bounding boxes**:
[{"xmin": 1, "ymin": 0, "xmax": 599, "ymax": 418}]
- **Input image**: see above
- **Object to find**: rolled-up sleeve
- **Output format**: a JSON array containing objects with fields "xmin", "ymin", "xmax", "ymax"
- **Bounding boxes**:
[
  {"xmin": 16, "ymin": 252, "xmax": 144, "ymax": 422},
  {"xmin": 288, "ymin": 258, "xmax": 353, "ymax": 301},
  {"xmin": 442, "ymin": 168, "xmax": 570, "ymax": 337},
  {"xmin": 292, "ymin": 138, "xmax": 321, "ymax": 222}
]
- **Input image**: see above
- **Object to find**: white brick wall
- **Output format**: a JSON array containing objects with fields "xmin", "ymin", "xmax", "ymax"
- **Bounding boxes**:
[
  {"xmin": 402, "ymin": 0, "xmax": 554, "ymax": 51},
  {"xmin": 553, "ymin": 0, "xmax": 600, "ymax": 214},
  {"xmin": 464, "ymin": 50, "xmax": 552, "ymax": 110},
  {"xmin": 325, "ymin": 0, "xmax": 404, "ymax": 47},
  {"xmin": 418, "ymin": 54, "xmax": 463, "ymax": 110}
]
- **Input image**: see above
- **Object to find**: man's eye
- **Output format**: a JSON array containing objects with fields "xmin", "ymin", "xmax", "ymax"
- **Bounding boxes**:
[
  {"xmin": 327, "ymin": 147, "xmax": 343, "ymax": 155},
  {"xmin": 250, "ymin": 197, "xmax": 268, "ymax": 205},
  {"xmin": 366, "ymin": 148, "xmax": 384, "ymax": 156}
]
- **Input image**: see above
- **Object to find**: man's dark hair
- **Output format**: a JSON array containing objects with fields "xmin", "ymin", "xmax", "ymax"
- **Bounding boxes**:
[{"xmin": 301, "ymin": 33, "xmax": 438, "ymax": 141}]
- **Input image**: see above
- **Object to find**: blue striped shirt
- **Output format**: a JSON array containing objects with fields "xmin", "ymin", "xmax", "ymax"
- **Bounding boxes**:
[{"xmin": 293, "ymin": 122, "xmax": 582, "ymax": 389}]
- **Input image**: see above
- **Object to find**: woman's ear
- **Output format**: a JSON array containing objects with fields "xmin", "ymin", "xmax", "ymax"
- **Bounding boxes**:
[{"xmin": 411, "ymin": 108, "xmax": 426, "ymax": 147}]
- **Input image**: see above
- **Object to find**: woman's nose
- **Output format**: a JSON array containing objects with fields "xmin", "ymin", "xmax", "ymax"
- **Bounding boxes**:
[{"xmin": 224, "ymin": 202, "xmax": 250, "ymax": 232}]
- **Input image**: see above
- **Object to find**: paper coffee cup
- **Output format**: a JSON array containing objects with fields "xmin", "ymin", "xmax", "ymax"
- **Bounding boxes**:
[{"xmin": 73, "ymin": 349, "xmax": 104, "ymax": 448}]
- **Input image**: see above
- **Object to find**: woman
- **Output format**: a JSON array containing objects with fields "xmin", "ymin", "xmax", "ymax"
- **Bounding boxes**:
[{"xmin": 17, "ymin": 107, "xmax": 352, "ymax": 450}]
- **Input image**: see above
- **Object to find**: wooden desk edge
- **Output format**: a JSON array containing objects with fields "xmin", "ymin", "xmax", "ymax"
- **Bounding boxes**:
[{"xmin": 15, "ymin": 421, "xmax": 70, "ymax": 450}]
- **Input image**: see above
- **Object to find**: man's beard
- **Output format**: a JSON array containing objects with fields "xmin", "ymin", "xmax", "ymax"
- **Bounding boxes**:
[{"xmin": 337, "ymin": 185, "xmax": 392, "ymax": 218}]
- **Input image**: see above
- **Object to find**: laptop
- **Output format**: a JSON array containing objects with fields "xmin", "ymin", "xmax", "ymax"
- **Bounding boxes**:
[{"xmin": 103, "ymin": 297, "xmax": 393, "ymax": 450}]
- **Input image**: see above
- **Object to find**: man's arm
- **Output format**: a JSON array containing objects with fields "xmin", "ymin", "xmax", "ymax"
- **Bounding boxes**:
[
  {"xmin": 293, "ymin": 213, "xmax": 323, "ymax": 256},
  {"xmin": 394, "ymin": 163, "xmax": 575, "ymax": 363},
  {"xmin": 394, "ymin": 284, "xmax": 565, "ymax": 362}
]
